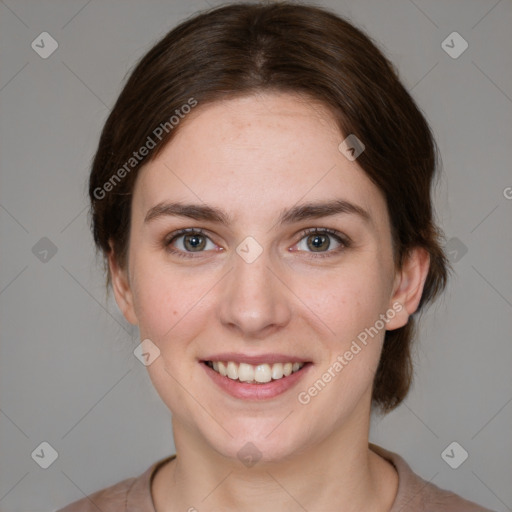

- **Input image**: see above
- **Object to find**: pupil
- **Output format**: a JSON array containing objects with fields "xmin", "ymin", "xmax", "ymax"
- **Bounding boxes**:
[
  {"xmin": 309, "ymin": 234, "xmax": 329, "ymax": 252},
  {"xmin": 185, "ymin": 234, "xmax": 205, "ymax": 251}
]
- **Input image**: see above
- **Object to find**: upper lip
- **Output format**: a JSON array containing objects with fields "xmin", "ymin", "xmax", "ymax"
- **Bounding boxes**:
[{"xmin": 201, "ymin": 353, "xmax": 310, "ymax": 365}]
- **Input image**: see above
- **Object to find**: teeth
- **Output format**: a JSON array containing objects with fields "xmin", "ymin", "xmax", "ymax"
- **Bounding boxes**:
[
  {"xmin": 227, "ymin": 361, "xmax": 238, "ymax": 380},
  {"xmin": 254, "ymin": 364, "xmax": 272, "ymax": 383},
  {"xmin": 218, "ymin": 361, "xmax": 227, "ymax": 377},
  {"xmin": 238, "ymin": 363, "xmax": 254, "ymax": 382},
  {"xmin": 271, "ymin": 363, "xmax": 284, "ymax": 380},
  {"xmin": 207, "ymin": 360, "xmax": 305, "ymax": 383}
]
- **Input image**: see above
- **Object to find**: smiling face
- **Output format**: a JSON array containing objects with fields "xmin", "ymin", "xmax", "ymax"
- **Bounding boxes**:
[{"xmin": 110, "ymin": 92, "xmax": 423, "ymax": 463}]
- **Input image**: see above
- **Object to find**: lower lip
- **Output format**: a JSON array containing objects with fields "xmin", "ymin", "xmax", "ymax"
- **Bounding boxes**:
[{"xmin": 202, "ymin": 362, "xmax": 312, "ymax": 400}]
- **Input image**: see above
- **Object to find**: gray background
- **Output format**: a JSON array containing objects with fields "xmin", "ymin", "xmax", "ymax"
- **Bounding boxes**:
[{"xmin": 0, "ymin": 0, "xmax": 511, "ymax": 511}]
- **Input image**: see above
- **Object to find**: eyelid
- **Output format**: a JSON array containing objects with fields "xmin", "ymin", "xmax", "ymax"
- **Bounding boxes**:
[{"xmin": 296, "ymin": 227, "xmax": 350, "ymax": 245}]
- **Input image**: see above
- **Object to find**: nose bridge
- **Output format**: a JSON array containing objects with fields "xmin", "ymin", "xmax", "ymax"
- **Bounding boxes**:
[{"xmin": 218, "ymin": 237, "xmax": 291, "ymax": 337}]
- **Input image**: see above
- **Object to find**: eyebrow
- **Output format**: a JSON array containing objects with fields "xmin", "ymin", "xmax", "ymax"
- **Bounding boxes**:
[{"xmin": 144, "ymin": 199, "xmax": 371, "ymax": 227}]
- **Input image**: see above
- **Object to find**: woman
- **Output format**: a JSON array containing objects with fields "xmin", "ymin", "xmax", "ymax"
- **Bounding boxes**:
[{"xmin": 58, "ymin": 2, "xmax": 494, "ymax": 511}]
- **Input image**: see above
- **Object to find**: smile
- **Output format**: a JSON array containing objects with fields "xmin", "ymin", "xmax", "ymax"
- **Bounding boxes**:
[
  {"xmin": 204, "ymin": 360, "xmax": 305, "ymax": 384},
  {"xmin": 202, "ymin": 357, "xmax": 312, "ymax": 400}
]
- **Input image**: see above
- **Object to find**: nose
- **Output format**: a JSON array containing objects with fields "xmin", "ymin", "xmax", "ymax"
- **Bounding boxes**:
[{"xmin": 218, "ymin": 246, "xmax": 292, "ymax": 340}]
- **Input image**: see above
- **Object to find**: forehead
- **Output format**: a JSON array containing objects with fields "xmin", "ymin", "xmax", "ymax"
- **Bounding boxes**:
[{"xmin": 133, "ymin": 92, "xmax": 386, "ymax": 226}]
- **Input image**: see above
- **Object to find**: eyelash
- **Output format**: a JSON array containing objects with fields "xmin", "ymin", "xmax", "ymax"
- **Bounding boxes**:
[{"xmin": 164, "ymin": 227, "xmax": 351, "ymax": 259}]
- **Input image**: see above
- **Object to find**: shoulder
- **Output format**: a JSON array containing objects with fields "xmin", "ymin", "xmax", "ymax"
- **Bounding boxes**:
[
  {"xmin": 55, "ymin": 455, "xmax": 175, "ymax": 512},
  {"xmin": 55, "ymin": 475, "xmax": 136, "ymax": 512},
  {"xmin": 369, "ymin": 443, "xmax": 496, "ymax": 512}
]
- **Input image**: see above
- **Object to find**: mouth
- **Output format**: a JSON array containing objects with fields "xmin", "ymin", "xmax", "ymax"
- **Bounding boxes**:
[
  {"xmin": 203, "ymin": 360, "xmax": 306, "ymax": 384},
  {"xmin": 201, "ymin": 357, "xmax": 312, "ymax": 400}
]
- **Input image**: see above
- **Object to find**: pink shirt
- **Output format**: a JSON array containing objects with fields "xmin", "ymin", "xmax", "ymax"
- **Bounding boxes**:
[{"xmin": 56, "ymin": 443, "xmax": 494, "ymax": 511}]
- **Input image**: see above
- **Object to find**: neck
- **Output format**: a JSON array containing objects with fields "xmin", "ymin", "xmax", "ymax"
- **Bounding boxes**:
[{"xmin": 154, "ymin": 405, "xmax": 397, "ymax": 512}]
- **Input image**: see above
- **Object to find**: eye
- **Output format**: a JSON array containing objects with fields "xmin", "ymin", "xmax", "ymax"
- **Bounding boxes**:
[
  {"xmin": 164, "ymin": 227, "xmax": 350, "ymax": 259},
  {"xmin": 293, "ymin": 228, "xmax": 350, "ymax": 258},
  {"xmin": 165, "ymin": 228, "xmax": 218, "ymax": 257}
]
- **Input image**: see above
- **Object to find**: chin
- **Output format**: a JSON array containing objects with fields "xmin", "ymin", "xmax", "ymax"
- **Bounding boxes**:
[{"xmin": 201, "ymin": 416, "xmax": 313, "ymax": 466}]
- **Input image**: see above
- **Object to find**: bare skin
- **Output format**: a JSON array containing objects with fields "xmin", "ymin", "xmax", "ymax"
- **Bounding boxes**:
[{"xmin": 110, "ymin": 92, "xmax": 430, "ymax": 511}]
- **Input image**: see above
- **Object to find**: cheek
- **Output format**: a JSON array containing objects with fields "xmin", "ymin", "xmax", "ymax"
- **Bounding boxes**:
[
  {"xmin": 300, "ymin": 259, "xmax": 392, "ymax": 338},
  {"xmin": 130, "ymin": 262, "xmax": 208, "ymax": 417},
  {"xmin": 130, "ymin": 256, "xmax": 204, "ymax": 341},
  {"xmin": 295, "ymin": 256, "xmax": 394, "ymax": 393},
  {"xmin": 132, "ymin": 278, "xmax": 173, "ymax": 340},
  {"xmin": 295, "ymin": 282, "xmax": 389, "ymax": 415}
]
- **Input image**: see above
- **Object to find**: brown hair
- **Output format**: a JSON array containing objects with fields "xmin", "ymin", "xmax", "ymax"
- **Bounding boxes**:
[{"xmin": 89, "ymin": 1, "xmax": 449, "ymax": 413}]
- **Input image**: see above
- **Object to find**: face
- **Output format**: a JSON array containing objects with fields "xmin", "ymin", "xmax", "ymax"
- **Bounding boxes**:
[{"xmin": 110, "ymin": 92, "xmax": 426, "ymax": 463}]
